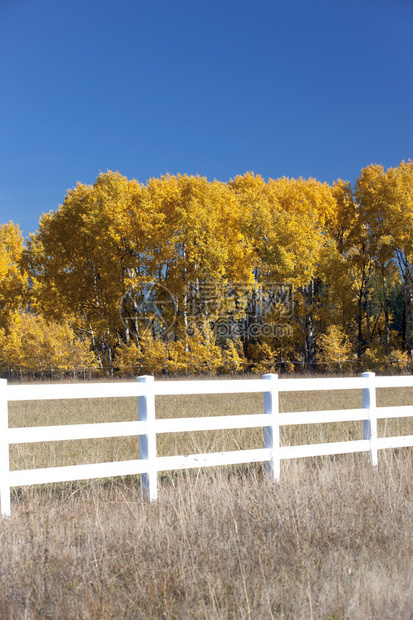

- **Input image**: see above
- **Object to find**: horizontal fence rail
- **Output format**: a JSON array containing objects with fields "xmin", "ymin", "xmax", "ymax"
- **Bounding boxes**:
[{"xmin": 1, "ymin": 372, "xmax": 413, "ymax": 515}]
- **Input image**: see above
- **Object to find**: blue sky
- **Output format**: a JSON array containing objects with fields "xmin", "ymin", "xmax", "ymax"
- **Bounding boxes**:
[{"xmin": 1, "ymin": 0, "xmax": 412, "ymax": 238}]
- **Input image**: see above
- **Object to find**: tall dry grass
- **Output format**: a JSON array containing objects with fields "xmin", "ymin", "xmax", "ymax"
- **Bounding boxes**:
[
  {"xmin": 1, "ymin": 381, "xmax": 413, "ymax": 618},
  {"xmin": 1, "ymin": 455, "xmax": 413, "ymax": 618},
  {"xmin": 8, "ymin": 383, "xmax": 413, "ymax": 470}
]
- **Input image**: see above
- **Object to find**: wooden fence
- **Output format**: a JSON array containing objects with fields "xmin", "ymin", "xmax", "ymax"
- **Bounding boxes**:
[{"xmin": 1, "ymin": 372, "xmax": 413, "ymax": 516}]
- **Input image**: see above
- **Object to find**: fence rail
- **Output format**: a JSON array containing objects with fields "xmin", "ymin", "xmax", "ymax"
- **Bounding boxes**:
[{"xmin": 1, "ymin": 372, "xmax": 413, "ymax": 515}]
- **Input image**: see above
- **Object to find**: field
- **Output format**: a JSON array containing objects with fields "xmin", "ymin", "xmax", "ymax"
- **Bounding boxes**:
[{"xmin": 1, "ymin": 381, "xmax": 413, "ymax": 618}]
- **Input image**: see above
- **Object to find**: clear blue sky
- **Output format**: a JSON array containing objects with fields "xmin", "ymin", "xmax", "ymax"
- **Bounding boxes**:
[{"xmin": 1, "ymin": 0, "xmax": 412, "ymax": 238}]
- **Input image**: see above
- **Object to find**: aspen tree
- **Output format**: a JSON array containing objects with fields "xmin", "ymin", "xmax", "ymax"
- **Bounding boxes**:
[
  {"xmin": 0, "ymin": 311, "xmax": 96, "ymax": 377},
  {"xmin": 354, "ymin": 163, "xmax": 413, "ymax": 357},
  {"xmin": 0, "ymin": 222, "xmax": 27, "ymax": 329}
]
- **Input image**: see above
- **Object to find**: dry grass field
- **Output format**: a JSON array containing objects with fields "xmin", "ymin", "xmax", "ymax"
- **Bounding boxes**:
[{"xmin": 1, "ymin": 379, "xmax": 413, "ymax": 618}]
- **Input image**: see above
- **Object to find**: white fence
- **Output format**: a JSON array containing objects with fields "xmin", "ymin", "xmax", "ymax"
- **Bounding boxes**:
[{"xmin": 1, "ymin": 372, "xmax": 413, "ymax": 516}]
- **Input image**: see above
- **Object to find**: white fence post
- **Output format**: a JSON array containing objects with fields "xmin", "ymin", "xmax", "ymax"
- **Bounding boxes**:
[
  {"xmin": 0, "ymin": 379, "xmax": 10, "ymax": 516},
  {"xmin": 137, "ymin": 375, "xmax": 157, "ymax": 501},
  {"xmin": 362, "ymin": 371, "xmax": 378, "ymax": 467},
  {"xmin": 263, "ymin": 373, "xmax": 280, "ymax": 480}
]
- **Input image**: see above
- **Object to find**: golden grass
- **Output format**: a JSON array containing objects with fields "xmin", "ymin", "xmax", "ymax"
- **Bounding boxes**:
[
  {"xmin": 7, "ymin": 383, "xmax": 413, "ymax": 471},
  {"xmin": 2, "ymin": 379, "xmax": 413, "ymax": 618},
  {"xmin": 1, "ymin": 455, "xmax": 413, "ymax": 618}
]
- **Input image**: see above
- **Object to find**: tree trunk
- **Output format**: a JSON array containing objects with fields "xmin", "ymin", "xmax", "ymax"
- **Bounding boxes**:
[
  {"xmin": 382, "ymin": 275, "xmax": 391, "ymax": 357},
  {"xmin": 303, "ymin": 280, "xmax": 316, "ymax": 370},
  {"xmin": 402, "ymin": 265, "xmax": 413, "ymax": 357},
  {"xmin": 365, "ymin": 283, "xmax": 371, "ymax": 349}
]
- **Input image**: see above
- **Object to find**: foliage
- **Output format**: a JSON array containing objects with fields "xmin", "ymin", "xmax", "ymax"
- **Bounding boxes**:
[
  {"xmin": 318, "ymin": 324, "xmax": 353, "ymax": 372},
  {"xmin": 0, "ymin": 222, "xmax": 27, "ymax": 328},
  {"xmin": 0, "ymin": 311, "xmax": 97, "ymax": 376},
  {"xmin": 3, "ymin": 161, "xmax": 413, "ymax": 376}
]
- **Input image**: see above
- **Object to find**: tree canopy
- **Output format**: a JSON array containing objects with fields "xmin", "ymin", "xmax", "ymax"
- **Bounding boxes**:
[{"xmin": 2, "ymin": 161, "xmax": 413, "ymax": 377}]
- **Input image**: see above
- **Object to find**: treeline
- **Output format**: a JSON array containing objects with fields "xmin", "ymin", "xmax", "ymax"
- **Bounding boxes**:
[{"xmin": 1, "ymin": 161, "xmax": 413, "ymax": 377}]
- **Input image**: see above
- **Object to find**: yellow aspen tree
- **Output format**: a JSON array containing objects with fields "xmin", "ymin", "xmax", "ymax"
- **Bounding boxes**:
[
  {"xmin": 318, "ymin": 324, "xmax": 353, "ymax": 373},
  {"xmin": 228, "ymin": 172, "xmax": 269, "ymax": 276},
  {"xmin": 137, "ymin": 329, "xmax": 168, "ymax": 375},
  {"xmin": 0, "ymin": 222, "xmax": 27, "ymax": 329},
  {"xmin": 264, "ymin": 176, "xmax": 338, "ymax": 282},
  {"xmin": 24, "ymin": 171, "xmax": 143, "ymax": 370},
  {"xmin": 325, "ymin": 179, "xmax": 375, "ymax": 360},
  {"xmin": 165, "ymin": 340, "xmax": 187, "ymax": 375},
  {"xmin": 354, "ymin": 163, "xmax": 410, "ymax": 357},
  {"xmin": 263, "ymin": 177, "xmax": 338, "ymax": 369},
  {"xmin": 229, "ymin": 173, "xmax": 342, "ymax": 370},
  {"xmin": 140, "ymin": 173, "xmax": 254, "ymax": 308},
  {"xmin": 126, "ymin": 174, "xmax": 255, "ymax": 366},
  {"xmin": 113, "ymin": 341, "xmax": 141, "ymax": 375},
  {"xmin": 219, "ymin": 339, "xmax": 247, "ymax": 374},
  {"xmin": 0, "ymin": 311, "xmax": 97, "ymax": 377},
  {"xmin": 383, "ymin": 162, "xmax": 413, "ymax": 354},
  {"xmin": 170, "ymin": 323, "xmax": 223, "ymax": 375},
  {"xmin": 247, "ymin": 341, "xmax": 279, "ymax": 374}
]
